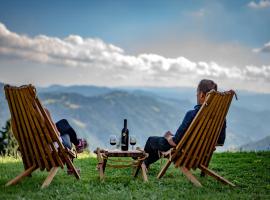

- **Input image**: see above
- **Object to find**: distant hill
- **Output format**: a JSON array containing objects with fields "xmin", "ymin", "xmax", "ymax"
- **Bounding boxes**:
[
  {"xmin": 39, "ymin": 91, "xmax": 189, "ymax": 149},
  {"xmin": 239, "ymin": 136, "xmax": 270, "ymax": 151},
  {"xmin": 38, "ymin": 84, "xmax": 113, "ymax": 97},
  {"xmin": 1, "ymin": 82, "xmax": 270, "ymax": 151}
]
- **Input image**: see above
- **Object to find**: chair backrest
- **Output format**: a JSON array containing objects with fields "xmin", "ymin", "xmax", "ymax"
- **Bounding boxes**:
[
  {"xmin": 4, "ymin": 84, "xmax": 67, "ymax": 171},
  {"xmin": 172, "ymin": 90, "xmax": 235, "ymax": 170}
]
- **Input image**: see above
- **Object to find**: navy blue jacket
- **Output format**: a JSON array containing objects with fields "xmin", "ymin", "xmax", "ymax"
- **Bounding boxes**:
[{"xmin": 172, "ymin": 105, "xmax": 226, "ymax": 145}]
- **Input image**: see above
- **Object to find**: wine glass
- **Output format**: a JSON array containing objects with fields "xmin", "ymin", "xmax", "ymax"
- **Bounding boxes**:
[
  {"xmin": 129, "ymin": 135, "xmax": 136, "ymax": 150},
  {"xmin": 109, "ymin": 135, "xmax": 117, "ymax": 149}
]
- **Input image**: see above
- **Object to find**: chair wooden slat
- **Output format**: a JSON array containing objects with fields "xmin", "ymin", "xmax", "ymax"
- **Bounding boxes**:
[
  {"xmin": 5, "ymin": 87, "xmax": 34, "ymax": 169},
  {"xmin": 18, "ymin": 88, "xmax": 50, "ymax": 170},
  {"xmin": 174, "ymin": 93, "xmax": 220, "ymax": 167},
  {"xmin": 187, "ymin": 95, "xmax": 223, "ymax": 169},
  {"xmin": 184, "ymin": 95, "xmax": 221, "ymax": 168},
  {"xmin": 191, "ymin": 94, "xmax": 225, "ymax": 169},
  {"xmin": 4, "ymin": 84, "xmax": 80, "ymax": 188},
  {"xmin": 27, "ymin": 85, "xmax": 76, "ymax": 173},
  {"xmin": 157, "ymin": 90, "xmax": 236, "ymax": 187},
  {"xmin": 27, "ymin": 87, "xmax": 66, "ymax": 169},
  {"xmin": 16, "ymin": 88, "xmax": 47, "ymax": 170},
  {"xmin": 201, "ymin": 93, "xmax": 233, "ymax": 167}
]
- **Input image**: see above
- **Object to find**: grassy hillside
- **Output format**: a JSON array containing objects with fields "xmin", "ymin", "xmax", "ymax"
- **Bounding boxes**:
[{"xmin": 0, "ymin": 152, "xmax": 269, "ymax": 200}]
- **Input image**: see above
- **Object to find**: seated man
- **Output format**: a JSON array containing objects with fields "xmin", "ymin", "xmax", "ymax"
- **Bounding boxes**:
[
  {"xmin": 143, "ymin": 79, "xmax": 226, "ymax": 168},
  {"xmin": 56, "ymin": 119, "xmax": 88, "ymax": 153},
  {"xmin": 45, "ymin": 109, "xmax": 88, "ymax": 174}
]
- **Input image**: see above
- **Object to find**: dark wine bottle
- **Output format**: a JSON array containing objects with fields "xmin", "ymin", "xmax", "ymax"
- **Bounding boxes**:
[{"xmin": 121, "ymin": 119, "xmax": 129, "ymax": 151}]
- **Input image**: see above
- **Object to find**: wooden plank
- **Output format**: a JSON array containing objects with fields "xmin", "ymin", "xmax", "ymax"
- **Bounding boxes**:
[
  {"xmin": 6, "ymin": 87, "xmax": 33, "ymax": 168},
  {"xmin": 202, "ymin": 94, "xmax": 233, "ymax": 167},
  {"xmin": 199, "ymin": 164, "xmax": 235, "ymax": 186},
  {"xmin": 28, "ymin": 86, "xmax": 66, "ymax": 168},
  {"xmin": 4, "ymin": 86, "xmax": 30, "ymax": 170},
  {"xmin": 171, "ymin": 91, "xmax": 216, "ymax": 160},
  {"xmin": 96, "ymin": 149, "xmax": 105, "ymax": 181},
  {"xmin": 157, "ymin": 90, "xmax": 235, "ymax": 186},
  {"xmin": 94, "ymin": 149, "xmax": 145, "ymax": 158},
  {"xmin": 133, "ymin": 160, "xmax": 142, "ymax": 177},
  {"xmin": 201, "ymin": 95, "xmax": 228, "ymax": 167},
  {"xmin": 141, "ymin": 162, "xmax": 148, "ymax": 182},
  {"xmin": 174, "ymin": 94, "xmax": 218, "ymax": 167},
  {"xmin": 21, "ymin": 88, "xmax": 53, "ymax": 170},
  {"xmin": 189, "ymin": 118, "xmax": 213, "ymax": 169},
  {"xmin": 25, "ymin": 87, "xmax": 58, "ymax": 169},
  {"xmin": 41, "ymin": 167, "xmax": 59, "ymax": 189},
  {"xmin": 16, "ymin": 89, "xmax": 45, "ymax": 170},
  {"xmin": 6, "ymin": 164, "xmax": 37, "ymax": 186},
  {"xmin": 184, "ymin": 94, "xmax": 220, "ymax": 169},
  {"xmin": 192, "ymin": 95, "xmax": 223, "ymax": 168},
  {"xmin": 157, "ymin": 159, "xmax": 172, "ymax": 179},
  {"xmin": 180, "ymin": 167, "xmax": 202, "ymax": 187},
  {"xmin": 23, "ymin": 88, "xmax": 52, "ymax": 170},
  {"xmin": 197, "ymin": 95, "xmax": 227, "ymax": 167},
  {"xmin": 194, "ymin": 94, "xmax": 225, "ymax": 168}
]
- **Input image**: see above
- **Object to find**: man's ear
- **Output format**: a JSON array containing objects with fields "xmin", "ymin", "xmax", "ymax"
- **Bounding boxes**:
[
  {"xmin": 200, "ymin": 92, "xmax": 206, "ymax": 102},
  {"xmin": 199, "ymin": 92, "xmax": 205, "ymax": 99}
]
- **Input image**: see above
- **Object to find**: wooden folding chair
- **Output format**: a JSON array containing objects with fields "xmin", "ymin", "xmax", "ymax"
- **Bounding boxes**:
[
  {"xmin": 4, "ymin": 84, "xmax": 80, "ymax": 188},
  {"xmin": 157, "ymin": 90, "xmax": 236, "ymax": 187}
]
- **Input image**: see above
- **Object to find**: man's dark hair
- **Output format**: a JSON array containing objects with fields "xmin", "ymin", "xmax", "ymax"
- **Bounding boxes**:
[{"xmin": 197, "ymin": 79, "xmax": 217, "ymax": 94}]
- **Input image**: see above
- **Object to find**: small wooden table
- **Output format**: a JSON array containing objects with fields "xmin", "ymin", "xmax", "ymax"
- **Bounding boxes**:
[{"xmin": 94, "ymin": 148, "xmax": 149, "ymax": 182}]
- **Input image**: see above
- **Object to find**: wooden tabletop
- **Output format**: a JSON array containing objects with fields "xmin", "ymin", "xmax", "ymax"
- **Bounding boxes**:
[{"xmin": 94, "ymin": 148, "xmax": 146, "ymax": 157}]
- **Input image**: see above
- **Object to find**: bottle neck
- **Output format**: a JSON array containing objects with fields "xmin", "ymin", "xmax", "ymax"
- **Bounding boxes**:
[{"xmin": 124, "ymin": 119, "xmax": 127, "ymax": 130}]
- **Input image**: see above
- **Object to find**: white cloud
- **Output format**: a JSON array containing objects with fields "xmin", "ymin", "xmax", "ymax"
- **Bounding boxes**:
[
  {"xmin": 248, "ymin": 0, "xmax": 270, "ymax": 9},
  {"xmin": 253, "ymin": 41, "xmax": 270, "ymax": 53},
  {"xmin": 0, "ymin": 22, "xmax": 270, "ymax": 91}
]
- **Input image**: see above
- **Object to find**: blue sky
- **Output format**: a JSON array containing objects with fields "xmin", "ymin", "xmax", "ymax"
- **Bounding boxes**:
[
  {"xmin": 1, "ymin": 0, "xmax": 269, "ymax": 46},
  {"xmin": 0, "ymin": 0, "xmax": 270, "ymax": 92}
]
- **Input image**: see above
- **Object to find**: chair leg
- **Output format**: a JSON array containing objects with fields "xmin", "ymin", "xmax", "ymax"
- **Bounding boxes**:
[
  {"xmin": 65, "ymin": 158, "xmax": 80, "ymax": 180},
  {"xmin": 141, "ymin": 162, "xmax": 148, "ymax": 182},
  {"xmin": 6, "ymin": 165, "xmax": 36, "ymax": 186},
  {"xmin": 180, "ymin": 167, "xmax": 202, "ymax": 187},
  {"xmin": 199, "ymin": 165, "xmax": 235, "ymax": 187},
  {"xmin": 41, "ymin": 167, "xmax": 59, "ymax": 189},
  {"xmin": 157, "ymin": 159, "xmax": 172, "ymax": 179}
]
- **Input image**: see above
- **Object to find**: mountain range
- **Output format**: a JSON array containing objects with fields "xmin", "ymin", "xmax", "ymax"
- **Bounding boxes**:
[
  {"xmin": 0, "ymin": 82, "xmax": 270, "ymax": 151},
  {"xmin": 239, "ymin": 136, "xmax": 270, "ymax": 151}
]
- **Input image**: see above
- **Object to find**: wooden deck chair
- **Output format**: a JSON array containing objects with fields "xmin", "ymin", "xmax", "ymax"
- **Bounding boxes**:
[
  {"xmin": 4, "ymin": 84, "xmax": 80, "ymax": 188},
  {"xmin": 157, "ymin": 90, "xmax": 236, "ymax": 187}
]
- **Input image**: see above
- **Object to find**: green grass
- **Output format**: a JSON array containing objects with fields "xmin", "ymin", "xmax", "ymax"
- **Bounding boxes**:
[{"xmin": 0, "ymin": 152, "xmax": 270, "ymax": 200}]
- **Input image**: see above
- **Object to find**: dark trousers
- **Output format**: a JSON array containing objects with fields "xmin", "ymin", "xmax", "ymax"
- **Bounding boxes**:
[
  {"xmin": 56, "ymin": 119, "xmax": 79, "ymax": 149},
  {"xmin": 144, "ymin": 136, "xmax": 172, "ymax": 166}
]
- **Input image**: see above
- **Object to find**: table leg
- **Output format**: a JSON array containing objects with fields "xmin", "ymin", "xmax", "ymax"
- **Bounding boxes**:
[
  {"xmin": 133, "ymin": 159, "xmax": 141, "ymax": 178},
  {"xmin": 97, "ymin": 148, "xmax": 106, "ymax": 181},
  {"xmin": 98, "ymin": 162, "xmax": 105, "ymax": 181}
]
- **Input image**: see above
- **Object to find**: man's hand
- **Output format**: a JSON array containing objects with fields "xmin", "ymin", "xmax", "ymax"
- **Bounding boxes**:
[{"xmin": 164, "ymin": 131, "xmax": 176, "ymax": 147}]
